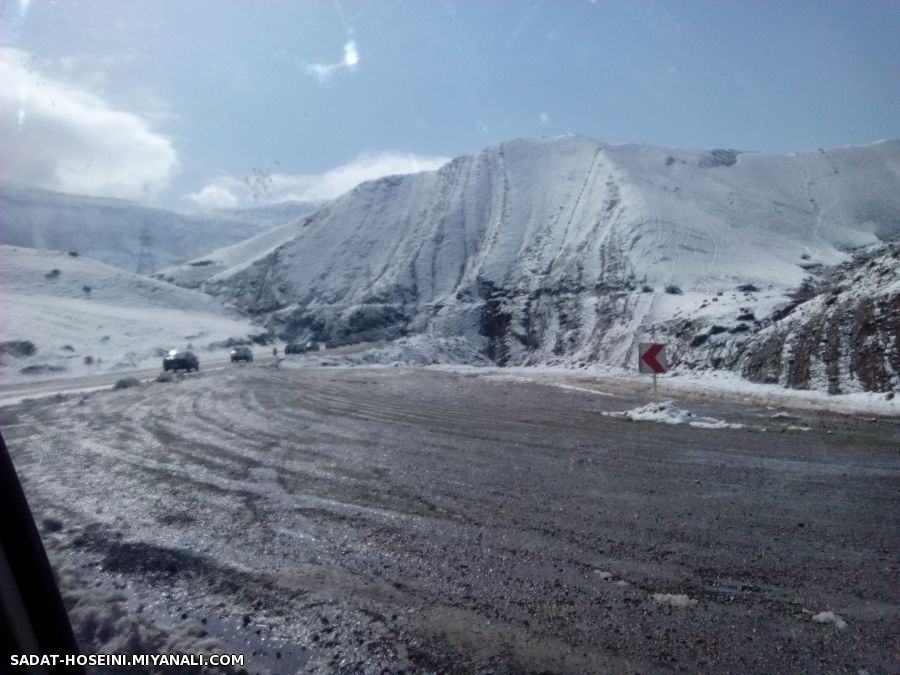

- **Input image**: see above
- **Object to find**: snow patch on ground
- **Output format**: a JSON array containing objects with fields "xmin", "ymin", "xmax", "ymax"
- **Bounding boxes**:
[
  {"xmin": 554, "ymin": 383, "xmax": 615, "ymax": 397},
  {"xmin": 603, "ymin": 400, "xmax": 745, "ymax": 429},
  {"xmin": 652, "ymin": 593, "xmax": 697, "ymax": 608},
  {"xmin": 811, "ymin": 611, "xmax": 848, "ymax": 629}
]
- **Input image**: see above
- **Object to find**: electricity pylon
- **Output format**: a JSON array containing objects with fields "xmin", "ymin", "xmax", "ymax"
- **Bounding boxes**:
[{"xmin": 136, "ymin": 223, "xmax": 156, "ymax": 275}]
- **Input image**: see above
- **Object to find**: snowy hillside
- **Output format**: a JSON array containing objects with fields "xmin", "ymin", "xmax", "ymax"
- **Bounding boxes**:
[
  {"xmin": 200, "ymin": 135, "xmax": 900, "ymax": 392},
  {"xmin": 201, "ymin": 200, "xmax": 321, "ymax": 229},
  {"xmin": 0, "ymin": 184, "xmax": 315, "ymax": 272},
  {"xmin": 0, "ymin": 246, "xmax": 264, "ymax": 382},
  {"xmin": 153, "ymin": 220, "xmax": 306, "ymax": 289}
]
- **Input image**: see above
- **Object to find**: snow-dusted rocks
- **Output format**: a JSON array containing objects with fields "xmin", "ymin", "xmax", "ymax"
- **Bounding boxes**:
[{"xmin": 735, "ymin": 242, "xmax": 899, "ymax": 394}]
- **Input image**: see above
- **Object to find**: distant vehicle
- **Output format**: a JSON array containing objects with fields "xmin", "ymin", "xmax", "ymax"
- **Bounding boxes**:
[
  {"xmin": 163, "ymin": 349, "xmax": 199, "ymax": 372},
  {"xmin": 230, "ymin": 346, "xmax": 253, "ymax": 363},
  {"xmin": 285, "ymin": 341, "xmax": 316, "ymax": 355}
]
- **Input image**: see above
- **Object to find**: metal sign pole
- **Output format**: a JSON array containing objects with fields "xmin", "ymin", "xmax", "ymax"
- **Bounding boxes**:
[{"xmin": 653, "ymin": 372, "xmax": 657, "ymax": 401}]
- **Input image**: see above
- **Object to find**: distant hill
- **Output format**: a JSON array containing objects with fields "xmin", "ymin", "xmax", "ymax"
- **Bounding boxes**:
[{"xmin": 0, "ymin": 184, "xmax": 317, "ymax": 272}]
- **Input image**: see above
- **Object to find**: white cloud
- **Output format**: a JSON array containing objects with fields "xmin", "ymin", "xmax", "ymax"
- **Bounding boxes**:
[
  {"xmin": 185, "ymin": 152, "xmax": 450, "ymax": 210},
  {"xmin": 183, "ymin": 183, "xmax": 240, "ymax": 209},
  {"xmin": 0, "ymin": 47, "xmax": 178, "ymax": 200},
  {"xmin": 539, "ymin": 112, "xmax": 549, "ymax": 124},
  {"xmin": 305, "ymin": 39, "xmax": 360, "ymax": 82}
]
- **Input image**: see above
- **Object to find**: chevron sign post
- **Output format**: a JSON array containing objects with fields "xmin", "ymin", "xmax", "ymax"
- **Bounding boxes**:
[{"xmin": 639, "ymin": 343, "xmax": 667, "ymax": 399}]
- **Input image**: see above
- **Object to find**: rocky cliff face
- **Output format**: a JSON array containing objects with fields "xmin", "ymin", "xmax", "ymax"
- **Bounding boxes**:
[{"xmin": 734, "ymin": 243, "xmax": 899, "ymax": 394}]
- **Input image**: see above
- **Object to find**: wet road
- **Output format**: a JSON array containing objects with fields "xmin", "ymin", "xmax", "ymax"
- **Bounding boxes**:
[{"xmin": 2, "ymin": 366, "xmax": 898, "ymax": 673}]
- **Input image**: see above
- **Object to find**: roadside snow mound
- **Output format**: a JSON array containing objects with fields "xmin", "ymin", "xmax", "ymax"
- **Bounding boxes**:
[
  {"xmin": 281, "ymin": 336, "xmax": 491, "ymax": 368},
  {"xmin": 603, "ymin": 400, "xmax": 744, "ymax": 429}
]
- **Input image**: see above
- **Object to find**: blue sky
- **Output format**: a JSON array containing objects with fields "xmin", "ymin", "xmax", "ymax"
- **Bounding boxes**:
[{"xmin": 2, "ymin": 0, "xmax": 898, "ymax": 209}]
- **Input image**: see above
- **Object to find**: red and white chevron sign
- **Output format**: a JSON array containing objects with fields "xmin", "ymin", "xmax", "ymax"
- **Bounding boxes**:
[{"xmin": 639, "ymin": 343, "xmax": 667, "ymax": 374}]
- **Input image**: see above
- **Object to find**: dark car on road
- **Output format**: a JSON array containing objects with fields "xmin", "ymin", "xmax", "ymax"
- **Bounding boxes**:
[
  {"xmin": 285, "ymin": 341, "xmax": 316, "ymax": 355},
  {"xmin": 230, "ymin": 346, "xmax": 253, "ymax": 363},
  {"xmin": 163, "ymin": 349, "xmax": 199, "ymax": 372}
]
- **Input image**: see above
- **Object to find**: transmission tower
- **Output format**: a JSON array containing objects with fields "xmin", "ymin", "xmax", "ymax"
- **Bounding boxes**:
[{"xmin": 136, "ymin": 223, "xmax": 156, "ymax": 275}]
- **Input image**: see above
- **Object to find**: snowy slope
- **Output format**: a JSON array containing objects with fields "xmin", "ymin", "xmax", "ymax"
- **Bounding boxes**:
[
  {"xmin": 154, "ymin": 219, "xmax": 306, "ymax": 289},
  {"xmin": 202, "ymin": 200, "xmax": 321, "ymax": 229},
  {"xmin": 201, "ymin": 135, "xmax": 900, "ymax": 391},
  {"xmin": 0, "ymin": 246, "xmax": 263, "ymax": 382},
  {"xmin": 0, "ymin": 184, "xmax": 315, "ymax": 272}
]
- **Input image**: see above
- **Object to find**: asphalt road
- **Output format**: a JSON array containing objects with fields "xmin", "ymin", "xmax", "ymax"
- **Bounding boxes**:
[
  {"xmin": 1, "ymin": 366, "xmax": 897, "ymax": 673},
  {"xmin": 0, "ymin": 356, "xmax": 275, "ymax": 406}
]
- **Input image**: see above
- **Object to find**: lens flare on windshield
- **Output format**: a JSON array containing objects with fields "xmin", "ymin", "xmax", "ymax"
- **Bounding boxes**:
[{"xmin": 344, "ymin": 40, "xmax": 359, "ymax": 67}]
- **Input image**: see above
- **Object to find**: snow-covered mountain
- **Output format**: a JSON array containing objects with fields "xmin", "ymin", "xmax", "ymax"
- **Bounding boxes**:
[
  {"xmin": 192, "ymin": 135, "xmax": 899, "ymax": 393},
  {"xmin": 0, "ymin": 184, "xmax": 316, "ymax": 272},
  {"xmin": 0, "ymin": 245, "xmax": 265, "ymax": 382}
]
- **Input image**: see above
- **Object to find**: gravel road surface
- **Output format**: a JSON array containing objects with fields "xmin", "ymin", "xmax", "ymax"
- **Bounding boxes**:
[{"xmin": 1, "ymin": 366, "xmax": 897, "ymax": 673}]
